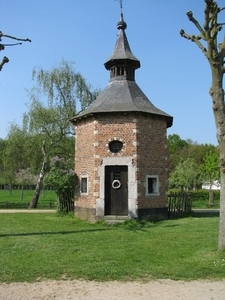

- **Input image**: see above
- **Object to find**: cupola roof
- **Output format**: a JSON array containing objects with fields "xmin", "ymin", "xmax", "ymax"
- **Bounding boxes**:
[
  {"xmin": 104, "ymin": 13, "xmax": 140, "ymax": 70},
  {"xmin": 71, "ymin": 12, "xmax": 173, "ymax": 128}
]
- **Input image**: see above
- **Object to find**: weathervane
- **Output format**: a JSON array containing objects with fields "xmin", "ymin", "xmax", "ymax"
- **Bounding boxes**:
[{"xmin": 114, "ymin": 0, "xmax": 123, "ymax": 14}]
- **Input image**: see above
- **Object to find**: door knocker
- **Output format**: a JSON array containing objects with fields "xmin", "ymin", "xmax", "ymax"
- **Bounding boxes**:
[{"xmin": 112, "ymin": 179, "xmax": 121, "ymax": 189}]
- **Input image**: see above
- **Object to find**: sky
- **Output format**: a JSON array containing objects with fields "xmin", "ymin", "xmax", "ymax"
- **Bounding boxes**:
[{"xmin": 1, "ymin": 0, "xmax": 224, "ymax": 145}]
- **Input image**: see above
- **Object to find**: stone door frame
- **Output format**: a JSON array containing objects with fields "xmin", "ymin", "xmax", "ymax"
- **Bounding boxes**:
[{"xmin": 96, "ymin": 156, "xmax": 137, "ymax": 218}]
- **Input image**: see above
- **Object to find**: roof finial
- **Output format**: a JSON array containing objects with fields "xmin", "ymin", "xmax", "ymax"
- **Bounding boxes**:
[
  {"xmin": 115, "ymin": 0, "xmax": 127, "ymax": 30},
  {"xmin": 119, "ymin": 0, "xmax": 123, "ymax": 14},
  {"xmin": 114, "ymin": 0, "xmax": 123, "ymax": 14}
]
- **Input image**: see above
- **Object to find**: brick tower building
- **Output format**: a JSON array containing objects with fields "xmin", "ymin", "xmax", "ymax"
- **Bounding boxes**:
[{"xmin": 71, "ymin": 13, "xmax": 173, "ymax": 221}]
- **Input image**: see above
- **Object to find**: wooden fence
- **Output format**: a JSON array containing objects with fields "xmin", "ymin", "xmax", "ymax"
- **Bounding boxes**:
[
  {"xmin": 168, "ymin": 192, "xmax": 193, "ymax": 219},
  {"xmin": 57, "ymin": 191, "xmax": 74, "ymax": 213}
]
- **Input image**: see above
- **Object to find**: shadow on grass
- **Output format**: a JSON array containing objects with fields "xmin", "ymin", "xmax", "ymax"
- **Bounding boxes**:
[{"xmin": 0, "ymin": 228, "xmax": 110, "ymax": 238}]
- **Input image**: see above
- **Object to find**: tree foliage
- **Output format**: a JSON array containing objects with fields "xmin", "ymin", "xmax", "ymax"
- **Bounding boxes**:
[
  {"xmin": 169, "ymin": 158, "xmax": 201, "ymax": 190},
  {"xmin": 45, "ymin": 156, "xmax": 78, "ymax": 213},
  {"xmin": 24, "ymin": 60, "xmax": 98, "ymax": 208}
]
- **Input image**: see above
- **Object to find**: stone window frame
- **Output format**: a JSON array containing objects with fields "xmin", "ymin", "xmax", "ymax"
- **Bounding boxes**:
[
  {"xmin": 80, "ymin": 176, "xmax": 88, "ymax": 195},
  {"xmin": 145, "ymin": 175, "xmax": 159, "ymax": 196},
  {"xmin": 106, "ymin": 137, "xmax": 126, "ymax": 155}
]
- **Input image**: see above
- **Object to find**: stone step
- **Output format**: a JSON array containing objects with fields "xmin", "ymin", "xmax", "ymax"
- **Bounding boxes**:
[{"xmin": 104, "ymin": 215, "xmax": 131, "ymax": 225}]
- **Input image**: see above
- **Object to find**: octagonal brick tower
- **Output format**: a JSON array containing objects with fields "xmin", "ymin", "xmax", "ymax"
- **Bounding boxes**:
[{"xmin": 71, "ymin": 13, "xmax": 173, "ymax": 221}]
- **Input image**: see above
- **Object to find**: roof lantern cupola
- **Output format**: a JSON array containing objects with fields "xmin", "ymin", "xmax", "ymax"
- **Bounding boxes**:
[{"xmin": 104, "ymin": 12, "xmax": 140, "ymax": 82}]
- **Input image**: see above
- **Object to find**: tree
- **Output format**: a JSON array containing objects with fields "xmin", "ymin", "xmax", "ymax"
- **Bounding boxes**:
[
  {"xmin": 0, "ymin": 31, "xmax": 31, "ymax": 71},
  {"xmin": 167, "ymin": 134, "xmax": 188, "ymax": 173},
  {"xmin": 15, "ymin": 168, "xmax": 38, "ymax": 200},
  {"xmin": 25, "ymin": 60, "xmax": 99, "ymax": 208},
  {"xmin": 45, "ymin": 156, "xmax": 78, "ymax": 213},
  {"xmin": 169, "ymin": 158, "xmax": 201, "ymax": 190},
  {"xmin": 180, "ymin": 0, "xmax": 225, "ymax": 249},
  {"xmin": 202, "ymin": 149, "xmax": 220, "ymax": 205}
]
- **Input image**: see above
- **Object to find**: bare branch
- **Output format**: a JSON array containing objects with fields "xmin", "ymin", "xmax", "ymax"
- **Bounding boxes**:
[
  {"xmin": 0, "ymin": 31, "xmax": 31, "ymax": 43},
  {"xmin": 180, "ymin": 29, "xmax": 208, "ymax": 56},
  {"xmin": 2, "ymin": 42, "xmax": 23, "ymax": 48},
  {"xmin": 0, "ymin": 56, "xmax": 9, "ymax": 71},
  {"xmin": 186, "ymin": 11, "xmax": 206, "ymax": 39}
]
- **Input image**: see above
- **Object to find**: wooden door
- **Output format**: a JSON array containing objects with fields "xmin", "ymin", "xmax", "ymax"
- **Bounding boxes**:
[{"xmin": 105, "ymin": 166, "xmax": 128, "ymax": 215}]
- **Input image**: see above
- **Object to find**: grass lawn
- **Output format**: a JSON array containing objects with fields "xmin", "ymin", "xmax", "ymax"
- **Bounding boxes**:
[
  {"xmin": 0, "ymin": 190, "xmax": 57, "ymax": 209},
  {"xmin": 192, "ymin": 198, "xmax": 220, "ymax": 209},
  {"xmin": 0, "ymin": 214, "xmax": 224, "ymax": 283}
]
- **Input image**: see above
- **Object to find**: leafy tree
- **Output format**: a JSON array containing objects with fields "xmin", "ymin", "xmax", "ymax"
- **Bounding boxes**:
[
  {"xmin": 181, "ymin": 141, "xmax": 216, "ymax": 166},
  {"xmin": 180, "ymin": 0, "xmax": 225, "ymax": 248},
  {"xmin": 169, "ymin": 158, "xmax": 201, "ymax": 190},
  {"xmin": 45, "ymin": 156, "xmax": 78, "ymax": 213},
  {"xmin": 167, "ymin": 134, "xmax": 188, "ymax": 173},
  {"xmin": 25, "ymin": 60, "xmax": 98, "ymax": 208},
  {"xmin": 15, "ymin": 168, "xmax": 38, "ymax": 200},
  {"xmin": 202, "ymin": 149, "xmax": 220, "ymax": 205},
  {"xmin": 2, "ymin": 124, "xmax": 44, "ymax": 182},
  {"xmin": 167, "ymin": 134, "xmax": 188, "ymax": 154},
  {"xmin": 167, "ymin": 134, "xmax": 216, "ymax": 175}
]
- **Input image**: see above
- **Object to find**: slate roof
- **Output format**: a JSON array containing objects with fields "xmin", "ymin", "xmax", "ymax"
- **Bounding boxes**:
[
  {"xmin": 104, "ymin": 15, "xmax": 140, "ymax": 70},
  {"xmin": 73, "ymin": 79, "xmax": 173, "ymax": 127},
  {"xmin": 71, "ymin": 13, "xmax": 173, "ymax": 128}
]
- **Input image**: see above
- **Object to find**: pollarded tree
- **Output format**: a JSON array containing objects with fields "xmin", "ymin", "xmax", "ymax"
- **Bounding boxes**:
[
  {"xmin": 180, "ymin": 0, "xmax": 225, "ymax": 248},
  {"xmin": 0, "ymin": 31, "xmax": 31, "ymax": 71}
]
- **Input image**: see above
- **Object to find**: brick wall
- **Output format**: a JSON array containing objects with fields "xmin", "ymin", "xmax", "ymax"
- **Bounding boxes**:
[
  {"xmin": 136, "ymin": 114, "xmax": 168, "ymax": 210},
  {"xmin": 74, "ymin": 112, "xmax": 168, "ymax": 220}
]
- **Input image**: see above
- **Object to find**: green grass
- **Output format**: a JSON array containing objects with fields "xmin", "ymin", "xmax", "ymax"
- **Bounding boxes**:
[
  {"xmin": 0, "ymin": 214, "xmax": 224, "ymax": 283},
  {"xmin": 192, "ymin": 198, "xmax": 220, "ymax": 209},
  {"xmin": 0, "ymin": 190, "xmax": 57, "ymax": 209},
  {"xmin": 0, "ymin": 190, "xmax": 221, "ymax": 210}
]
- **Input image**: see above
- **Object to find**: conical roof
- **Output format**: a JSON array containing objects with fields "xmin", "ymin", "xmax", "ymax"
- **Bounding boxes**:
[
  {"xmin": 104, "ymin": 14, "xmax": 140, "ymax": 70},
  {"xmin": 71, "ymin": 13, "xmax": 173, "ymax": 128}
]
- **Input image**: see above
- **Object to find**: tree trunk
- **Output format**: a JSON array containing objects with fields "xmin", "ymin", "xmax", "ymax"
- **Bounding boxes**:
[
  {"xmin": 209, "ymin": 188, "xmax": 214, "ymax": 206},
  {"xmin": 29, "ymin": 142, "xmax": 47, "ymax": 209},
  {"xmin": 210, "ymin": 69, "xmax": 225, "ymax": 249}
]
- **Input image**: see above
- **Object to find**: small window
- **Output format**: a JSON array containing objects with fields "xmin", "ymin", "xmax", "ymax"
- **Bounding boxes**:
[
  {"xmin": 80, "ymin": 177, "xmax": 88, "ymax": 194},
  {"xmin": 109, "ymin": 140, "xmax": 123, "ymax": 153},
  {"xmin": 146, "ymin": 175, "xmax": 159, "ymax": 196}
]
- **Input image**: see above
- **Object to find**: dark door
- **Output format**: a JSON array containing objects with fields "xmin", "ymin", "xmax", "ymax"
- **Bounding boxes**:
[{"xmin": 105, "ymin": 165, "xmax": 128, "ymax": 215}]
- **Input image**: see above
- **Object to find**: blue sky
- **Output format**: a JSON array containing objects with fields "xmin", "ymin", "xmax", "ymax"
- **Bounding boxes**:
[{"xmin": 1, "ymin": 0, "xmax": 224, "ymax": 145}]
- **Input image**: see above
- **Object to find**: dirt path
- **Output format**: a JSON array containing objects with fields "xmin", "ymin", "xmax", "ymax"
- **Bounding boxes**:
[
  {"xmin": 0, "ymin": 209, "xmax": 55, "ymax": 213},
  {"xmin": 0, "ymin": 279, "xmax": 225, "ymax": 300}
]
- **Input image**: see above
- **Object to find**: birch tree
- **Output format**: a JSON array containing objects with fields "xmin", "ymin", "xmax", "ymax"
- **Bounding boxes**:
[
  {"xmin": 26, "ymin": 60, "xmax": 98, "ymax": 208},
  {"xmin": 180, "ymin": 0, "xmax": 225, "ymax": 248}
]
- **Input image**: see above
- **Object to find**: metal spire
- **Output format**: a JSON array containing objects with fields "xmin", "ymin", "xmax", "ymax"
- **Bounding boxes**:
[{"xmin": 114, "ymin": 0, "xmax": 123, "ymax": 14}]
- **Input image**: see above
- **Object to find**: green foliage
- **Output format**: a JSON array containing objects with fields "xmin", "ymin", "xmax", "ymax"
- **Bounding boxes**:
[
  {"xmin": 168, "ymin": 189, "xmax": 220, "ymax": 209},
  {"xmin": 45, "ymin": 156, "xmax": 76, "ymax": 194},
  {"xmin": 167, "ymin": 134, "xmax": 219, "ymax": 191},
  {"xmin": 0, "ymin": 214, "xmax": 224, "ymax": 282},
  {"xmin": 169, "ymin": 158, "xmax": 201, "ymax": 190},
  {"xmin": 201, "ymin": 149, "xmax": 220, "ymax": 186},
  {"xmin": 167, "ymin": 134, "xmax": 188, "ymax": 173},
  {"xmin": 191, "ymin": 189, "xmax": 220, "ymax": 202},
  {"xmin": 0, "ymin": 60, "xmax": 100, "ymax": 185},
  {"xmin": 15, "ymin": 168, "xmax": 38, "ymax": 186},
  {"xmin": 167, "ymin": 134, "xmax": 188, "ymax": 154}
]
